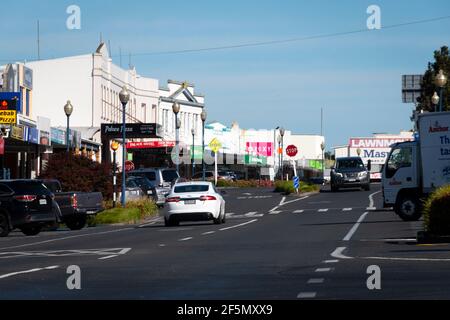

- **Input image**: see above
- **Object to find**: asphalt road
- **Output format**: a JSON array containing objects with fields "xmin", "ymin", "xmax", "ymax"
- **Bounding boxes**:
[{"xmin": 0, "ymin": 184, "xmax": 449, "ymax": 300}]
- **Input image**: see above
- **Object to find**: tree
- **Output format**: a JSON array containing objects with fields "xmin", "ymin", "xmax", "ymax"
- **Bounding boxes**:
[
  {"xmin": 39, "ymin": 153, "xmax": 118, "ymax": 200},
  {"xmin": 417, "ymin": 46, "xmax": 450, "ymax": 112}
]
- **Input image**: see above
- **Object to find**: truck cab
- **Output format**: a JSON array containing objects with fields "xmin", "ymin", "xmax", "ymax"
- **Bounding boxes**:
[{"xmin": 382, "ymin": 141, "xmax": 422, "ymax": 221}]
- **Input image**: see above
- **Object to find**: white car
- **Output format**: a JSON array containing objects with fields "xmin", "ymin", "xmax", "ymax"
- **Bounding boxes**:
[{"xmin": 164, "ymin": 182, "xmax": 226, "ymax": 227}]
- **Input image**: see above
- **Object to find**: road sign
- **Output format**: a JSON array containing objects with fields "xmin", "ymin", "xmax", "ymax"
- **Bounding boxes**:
[
  {"xmin": 293, "ymin": 176, "xmax": 299, "ymax": 189},
  {"xmin": 125, "ymin": 160, "xmax": 135, "ymax": 172},
  {"xmin": 208, "ymin": 138, "xmax": 222, "ymax": 153},
  {"xmin": 286, "ymin": 145, "xmax": 298, "ymax": 157},
  {"xmin": 402, "ymin": 74, "xmax": 423, "ymax": 104}
]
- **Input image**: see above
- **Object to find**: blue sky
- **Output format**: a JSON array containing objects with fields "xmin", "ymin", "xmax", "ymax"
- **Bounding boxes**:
[{"xmin": 1, "ymin": 0, "xmax": 450, "ymax": 149}]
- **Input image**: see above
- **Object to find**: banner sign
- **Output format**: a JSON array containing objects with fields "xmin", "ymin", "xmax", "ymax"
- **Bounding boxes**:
[
  {"xmin": 126, "ymin": 141, "xmax": 176, "ymax": 149},
  {"xmin": 101, "ymin": 123, "xmax": 160, "ymax": 139},
  {"xmin": 26, "ymin": 127, "xmax": 39, "ymax": 144},
  {"xmin": 0, "ymin": 92, "xmax": 20, "ymax": 125},
  {"xmin": 10, "ymin": 125, "xmax": 24, "ymax": 141},
  {"xmin": 349, "ymin": 138, "xmax": 413, "ymax": 149},
  {"xmin": 246, "ymin": 142, "xmax": 273, "ymax": 157}
]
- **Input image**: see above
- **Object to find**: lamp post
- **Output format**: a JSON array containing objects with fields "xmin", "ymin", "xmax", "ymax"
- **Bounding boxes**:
[
  {"xmin": 277, "ymin": 135, "xmax": 282, "ymax": 179},
  {"xmin": 191, "ymin": 128, "xmax": 195, "ymax": 178},
  {"xmin": 273, "ymin": 126, "xmax": 279, "ymax": 179},
  {"xmin": 201, "ymin": 109, "xmax": 207, "ymax": 181},
  {"xmin": 111, "ymin": 141, "xmax": 120, "ymax": 208},
  {"xmin": 280, "ymin": 127, "xmax": 285, "ymax": 180},
  {"xmin": 435, "ymin": 69, "xmax": 447, "ymax": 112},
  {"xmin": 432, "ymin": 92, "xmax": 440, "ymax": 112},
  {"xmin": 119, "ymin": 86, "xmax": 130, "ymax": 207},
  {"xmin": 172, "ymin": 102, "xmax": 181, "ymax": 174},
  {"xmin": 320, "ymin": 141, "xmax": 325, "ymax": 180},
  {"xmin": 64, "ymin": 101, "xmax": 73, "ymax": 153}
]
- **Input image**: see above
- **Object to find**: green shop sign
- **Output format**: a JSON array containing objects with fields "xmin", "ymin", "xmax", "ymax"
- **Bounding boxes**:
[
  {"xmin": 245, "ymin": 155, "xmax": 267, "ymax": 166},
  {"xmin": 309, "ymin": 160, "xmax": 323, "ymax": 170}
]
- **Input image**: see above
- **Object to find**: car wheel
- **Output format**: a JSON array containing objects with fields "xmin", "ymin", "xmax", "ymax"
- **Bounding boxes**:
[
  {"xmin": 165, "ymin": 217, "xmax": 179, "ymax": 227},
  {"xmin": 221, "ymin": 208, "xmax": 226, "ymax": 224},
  {"xmin": 363, "ymin": 184, "xmax": 371, "ymax": 191},
  {"xmin": 214, "ymin": 208, "xmax": 223, "ymax": 225},
  {"xmin": 21, "ymin": 226, "xmax": 42, "ymax": 236},
  {"xmin": 0, "ymin": 213, "xmax": 10, "ymax": 237},
  {"xmin": 395, "ymin": 194, "xmax": 422, "ymax": 221},
  {"xmin": 66, "ymin": 216, "xmax": 87, "ymax": 231}
]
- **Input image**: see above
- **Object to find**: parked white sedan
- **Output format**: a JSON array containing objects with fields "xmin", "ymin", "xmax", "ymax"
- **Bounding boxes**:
[{"xmin": 164, "ymin": 182, "xmax": 226, "ymax": 227}]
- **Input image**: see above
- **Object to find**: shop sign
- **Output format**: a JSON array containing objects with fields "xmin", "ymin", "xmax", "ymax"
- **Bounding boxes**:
[{"xmin": 10, "ymin": 125, "xmax": 24, "ymax": 141}]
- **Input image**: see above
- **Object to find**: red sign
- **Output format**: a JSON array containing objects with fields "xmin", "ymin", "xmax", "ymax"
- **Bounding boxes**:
[
  {"xmin": 286, "ymin": 145, "xmax": 298, "ymax": 157},
  {"xmin": 246, "ymin": 142, "xmax": 273, "ymax": 157},
  {"xmin": 0, "ymin": 137, "xmax": 4, "ymax": 155},
  {"xmin": 126, "ymin": 141, "xmax": 176, "ymax": 149},
  {"xmin": 125, "ymin": 161, "xmax": 135, "ymax": 172}
]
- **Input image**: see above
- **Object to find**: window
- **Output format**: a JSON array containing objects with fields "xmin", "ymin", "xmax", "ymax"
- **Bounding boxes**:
[
  {"xmin": 174, "ymin": 185, "xmax": 209, "ymax": 193},
  {"xmin": 386, "ymin": 147, "xmax": 412, "ymax": 179}
]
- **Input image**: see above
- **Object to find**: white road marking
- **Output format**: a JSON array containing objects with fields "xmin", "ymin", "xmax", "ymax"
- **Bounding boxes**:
[
  {"xmin": 202, "ymin": 231, "xmax": 216, "ymax": 235},
  {"xmin": 366, "ymin": 207, "xmax": 377, "ymax": 211},
  {"xmin": 280, "ymin": 197, "xmax": 286, "ymax": 206},
  {"xmin": 343, "ymin": 212, "xmax": 369, "ymax": 241},
  {"xmin": 315, "ymin": 268, "xmax": 333, "ymax": 273},
  {"xmin": 293, "ymin": 210, "xmax": 304, "ymax": 213},
  {"xmin": 369, "ymin": 191, "xmax": 381, "ymax": 208},
  {"xmin": 158, "ymin": 244, "xmax": 166, "ymax": 247},
  {"xmin": 323, "ymin": 260, "xmax": 339, "ymax": 264},
  {"xmin": 245, "ymin": 212, "xmax": 258, "ymax": 217},
  {"xmin": 269, "ymin": 196, "xmax": 309, "ymax": 212},
  {"xmin": 269, "ymin": 211, "xmax": 281, "ymax": 215},
  {"xmin": 0, "ymin": 265, "xmax": 60, "ymax": 280},
  {"xmin": 98, "ymin": 255, "xmax": 119, "ymax": 260},
  {"xmin": 0, "ymin": 228, "xmax": 133, "ymax": 251},
  {"xmin": 364, "ymin": 256, "xmax": 450, "ymax": 262},
  {"xmin": 318, "ymin": 209, "xmax": 329, "ymax": 213},
  {"xmin": 226, "ymin": 213, "xmax": 235, "ymax": 217},
  {"xmin": 330, "ymin": 247, "xmax": 353, "ymax": 260},
  {"xmin": 297, "ymin": 292, "xmax": 317, "ymax": 299},
  {"xmin": 179, "ymin": 237, "xmax": 193, "ymax": 242},
  {"xmin": 342, "ymin": 208, "xmax": 353, "ymax": 212},
  {"xmin": 219, "ymin": 219, "xmax": 258, "ymax": 231},
  {"xmin": 0, "ymin": 248, "xmax": 132, "ymax": 259},
  {"xmin": 308, "ymin": 278, "xmax": 325, "ymax": 284}
]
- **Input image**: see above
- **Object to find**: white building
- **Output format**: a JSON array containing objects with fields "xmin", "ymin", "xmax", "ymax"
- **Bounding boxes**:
[{"xmin": 27, "ymin": 42, "xmax": 160, "ymax": 136}]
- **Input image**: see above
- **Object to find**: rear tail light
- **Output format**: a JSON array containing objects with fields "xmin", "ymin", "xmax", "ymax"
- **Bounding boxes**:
[
  {"xmin": 200, "ymin": 195, "xmax": 217, "ymax": 201},
  {"xmin": 166, "ymin": 197, "xmax": 180, "ymax": 203},
  {"xmin": 14, "ymin": 195, "xmax": 37, "ymax": 202},
  {"xmin": 71, "ymin": 194, "xmax": 78, "ymax": 208}
]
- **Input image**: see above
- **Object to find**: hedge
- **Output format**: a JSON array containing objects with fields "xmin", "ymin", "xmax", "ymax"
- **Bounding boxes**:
[{"xmin": 424, "ymin": 185, "xmax": 450, "ymax": 235}]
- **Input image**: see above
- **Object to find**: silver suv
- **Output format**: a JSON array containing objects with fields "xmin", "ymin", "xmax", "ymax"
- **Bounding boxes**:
[
  {"xmin": 128, "ymin": 168, "xmax": 180, "ymax": 206},
  {"xmin": 330, "ymin": 157, "xmax": 371, "ymax": 192}
]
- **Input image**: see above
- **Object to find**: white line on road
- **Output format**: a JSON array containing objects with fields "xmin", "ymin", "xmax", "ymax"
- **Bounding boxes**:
[
  {"xmin": 343, "ymin": 212, "xmax": 369, "ymax": 241},
  {"xmin": 219, "ymin": 219, "xmax": 258, "ymax": 231},
  {"xmin": 269, "ymin": 211, "xmax": 282, "ymax": 215},
  {"xmin": 280, "ymin": 196, "xmax": 286, "ymax": 205},
  {"xmin": 293, "ymin": 210, "xmax": 304, "ymax": 213},
  {"xmin": 269, "ymin": 196, "xmax": 309, "ymax": 212},
  {"xmin": 315, "ymin": 268, "xmax": 333, "ymax": 273},
  {"xmin": 0, "ymin": 228, "xmax": 133, "ymax": 251},
  {"xmin": 179, "ymin": 237, "xmax": 193, "ymax": 242},
  {"xmin": 330, "ymin": 247, "xmax": 353, "ymax": 260},
  {"xmin": 226, "ymin": 213, "xmax": 235, "ymax": 217},
  {"xmin": 342, "ymin": 208, "xmax": 353, "ymax": 212},
  {"xmin": 323, "ymin": 260, "xmax": 339, "ymax": 264},
  {"xmin": 308, "ymin": 278, "xmax": 325, "ymax": 284},
  {"xmin": 0, "ymin": 265, "xmax": 60, "ymax": 280},
  {"xmin": 245, "ymin": 212, "xmax": 258, "ymax": 217},
  {"xmin": 318, "ymin": 209, "xmax": 329, "ymax": 213},
  {"xmin": 369, "ymin": 191, "xmax": 381, "ymax": 208},
  {"xmin": 98, "ymin": 255, "xmax": 119, "ymax": 260},
  {"xmin": 202, "ymin": 231, "xmax": 216, "ymax": 235},
  {"xmin": 297, "ymin": 292, "xmax": 317, "ymax": 299}
]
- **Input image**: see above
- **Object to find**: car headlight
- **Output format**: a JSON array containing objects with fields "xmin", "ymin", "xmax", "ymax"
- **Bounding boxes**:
[
  {"xmin": 335, "ymin": 173, "xmax": 343, "ymax": 178},
  {"xmin": 358, "ymin": 172, "xmax": 368, "ymax": 178}
]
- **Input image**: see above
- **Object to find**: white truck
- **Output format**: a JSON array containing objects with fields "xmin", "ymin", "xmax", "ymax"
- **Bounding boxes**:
[{"xmin": 382, "ymin": 111, "xmax": 450, "ymax": 221}]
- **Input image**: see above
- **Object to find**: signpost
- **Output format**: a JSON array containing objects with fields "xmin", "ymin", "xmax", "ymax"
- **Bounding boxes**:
[
  {"xmin": 286, "ymin": 144, "xmax": 299, "ymax": 193},
  {"xmin": 208, "ymin": 138, "xmax": 222, "ymax": 185}
]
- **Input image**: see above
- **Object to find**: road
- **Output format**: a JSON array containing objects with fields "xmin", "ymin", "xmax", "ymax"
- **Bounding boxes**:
[{"xmin": 1, "ymin": 184, "xmax": 449, "ymax": 300}]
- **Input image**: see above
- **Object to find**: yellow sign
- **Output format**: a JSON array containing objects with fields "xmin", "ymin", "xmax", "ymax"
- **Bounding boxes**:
[
  {"xmin": 0, "ymin": 110, "xmax": 16, "ymax": 124},
  {"xmin": 208, "ymin": 138, "xmax": 222, "ymax": 153}
]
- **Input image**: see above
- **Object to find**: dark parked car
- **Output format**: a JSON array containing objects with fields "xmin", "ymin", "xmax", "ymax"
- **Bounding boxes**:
[
  {"xmin": 39, "ymin": 179, "xmax": 104, "ymax": 230},
  {"xmin": 330, "ymin": 157, "xmax": 371, "ymax": 192},
  {"xmin": 126, "ymin": 176, "xmax": 157, "ymax": 201},
  {"xmin": 0, "ymin": 180, "xmax": 58, "ymax": 237}
]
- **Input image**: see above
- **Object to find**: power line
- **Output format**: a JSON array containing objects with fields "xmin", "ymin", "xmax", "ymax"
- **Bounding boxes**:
[{"xmin": 1, "ymin": 14, "xmax": 450, "ymax": 63}]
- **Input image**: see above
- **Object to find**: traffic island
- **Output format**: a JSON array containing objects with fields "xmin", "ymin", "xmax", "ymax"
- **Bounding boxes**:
[{"xmin": 274, "ymin": 180, "xmax": 320, "ymax": 195}]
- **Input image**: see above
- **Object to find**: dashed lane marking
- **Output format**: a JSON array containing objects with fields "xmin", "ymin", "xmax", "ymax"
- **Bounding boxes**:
[
  {"xmin": 318, "ymin": 209, "xmax": 329, "ymax": 213},
  {"xmin": 293, "ymin": 210, "xmax": 304, "ymax": 213},
  {"xmin": 343, "ymin": 212, "xmax": 369, "ymax": 241},
  {"xmin": 179, "ymin": 237, "xmax": 193, "ymax": 242},
  {"xmin": 202, "ymin": 231, "xmax": 216, "ymax": 235},
  {"xmin": 269, "ymin": 211, "xmax": 282, "ymax": 215},
  {"xmin": 307, "ymin": 278, "xmax": 325, "ymax": 284},
  {"xmin": 297, "ymin": 292, "xmax": 317, "ymax": 299},
  {"xmin": 98, "ymin": 255, "xmax": 119, "ymax": 260},
  {"xmin": 315, "ymin": 268, "xmax": 333, "ymax": 273},
  {"xmin": 324, "ymin": 260, "xmax": 339, "ymax": 264},
  {"xmin": 342, "ymin": 208, "xmax": 353, "ymax": 212}
]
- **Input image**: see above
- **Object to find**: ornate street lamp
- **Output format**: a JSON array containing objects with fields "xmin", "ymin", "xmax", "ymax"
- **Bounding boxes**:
[
  {"xmin": 435, "ymin": 69, "xmax": 447, "ymax": 112},
  {"xmin": 172, "ymin": 102, "xmax": 181, "ymax": 175},
  {"xmin": 119, "ymin": 86, "xmax": 130, "ymax": 207},
  {"xmin": 191, "ymin": 128, "xmax": 195, "ymax": 177},
  {"xmin": 432, "ymin": 91, "xmax": 440, "ymax": 112},
  {"xmin": 64, "ymin": 100, "xmax": 73, "ymax": 153},
  {"xmin": 201, "ymin": 109, "xmax": 207, "ymax": 181},
  {"xmin": 111, "ymin": 141, "xmax": 120, "ymax": 208},
  {"xmin": 280, "ymin": 127, "xmax": 285, "ymax": 180}
]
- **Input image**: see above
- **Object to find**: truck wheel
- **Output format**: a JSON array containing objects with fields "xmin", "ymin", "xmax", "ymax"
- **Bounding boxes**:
[
  {"xmin": 395, "ymin": 194, "xmax": 422, "ymax": 221},
  {"xmin": 66, "ymin": 216, "xmax": 87, "ymax": 231},
  {"xmin": 21, "ymin": 226, "xmax": 42, "ymax": 236},
  {"xmin": 331, "ymin": 184, "xmax": 339, "ymax": 192},
  {"xmin": 0, "ymin": 213, "xmax": 10, "ymax": 237}
]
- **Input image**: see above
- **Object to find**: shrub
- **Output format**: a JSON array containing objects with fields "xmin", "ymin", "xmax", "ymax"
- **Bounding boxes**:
[
  {"xmin": 216, "ymin": 179, "xmax": 274, "ymax": 188},
  {"xmin": 274, "ymin": 180, "xmax": 320, "ymax": 195},
  {"xmin": 423, "ymin": 185, "xmax": 450, "ymax": 235},
  {"xmin": 39, "ymin": 152, "xmax": 119, "ymax": 200}
]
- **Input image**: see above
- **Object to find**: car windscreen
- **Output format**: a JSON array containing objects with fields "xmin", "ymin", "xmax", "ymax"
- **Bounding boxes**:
[
  {"xmin": 336, "ymin": 159, "xmax": 365, "ymax": 169},
  {"xmin": 132, "ymin": 177, "xmax": 154, "ymax": 188},
  {"xmin": 162, "ymin": 170, "xmax": 179, "ymax": 182},
  {"xmin": 43, "ymin": 181, "xmax": 61, "ymax": 193},
  {"xmin": 3, "ymin": 181, "xmax": 52, "ymax": 195},
  {"xmin": 174, "ymin": 185, "xmax": 209, "ymax": 193}
]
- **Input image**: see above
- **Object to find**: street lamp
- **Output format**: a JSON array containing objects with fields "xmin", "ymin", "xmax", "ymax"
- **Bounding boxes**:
[
  {"xmin": 172, "ymin": 102, "xmax": 181, "ymax": 175},
  {"xmin": 111, "ymin": 141, "xmax": 120, "ymax": 208},
  {"xmin": 432, "ymin": 92, "xmax": 440, "ymax": 112},
  {"xmin": 273, "ymin": 126, "xmax": 279, "ymax": 179},
  {"xmin": 435, "ymin": 69, "xmax": 447, "ymax": 112},
  {"xmin": 320, "ymin": 141, "xmax": 325, "ymax": 180},
  {"xmin": 280, "ymin": 127, "xmax": 285, "ymax": 180},
  {"xmin": 201, "ymin": 109, "xmax": 207, "ymax": 181},
  {"xmin": 64, "ymin": 100, "xmax": 73, "ymax": 153},
  {"xmin": 119, "ymin": 85, "xmax": 130, "ymax": 207},
  {"xmin": 191, "ymin": 128, "xmax": 195, "ymax": 178}
]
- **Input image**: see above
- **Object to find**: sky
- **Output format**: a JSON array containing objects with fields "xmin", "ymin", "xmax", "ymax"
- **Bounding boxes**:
[{"xmin": 1, "ymin": 0, "xmax": 450, "ymax": 150}]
